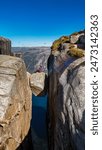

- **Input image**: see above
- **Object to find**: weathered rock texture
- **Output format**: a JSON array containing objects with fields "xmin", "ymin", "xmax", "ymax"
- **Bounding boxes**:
[
  {"xmin": 51, "ymin": 30, "xmax": 85, "ymax": 57},
  {"xmin": 0, "ymin": 55, "xmax": 32, "ymax": 150},
  {"xmin": 0, "ymin": 37, "xmax": 11, "ymax": 55},
  {"xmin": 48, "ymin": 30, "xmax": 85, "ymax": 150},
  {"xmin": 29, "ymin": 72, "xmax": 47, "ymax": 96}
]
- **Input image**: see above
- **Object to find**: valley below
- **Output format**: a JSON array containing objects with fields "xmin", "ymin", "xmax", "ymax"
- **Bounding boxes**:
[
  {"xmin": 0, "ymin": 30, "xmax": 85, "ymax": 150},
  {"xmin": 12, "ymin": 47, "xmax": 51, "ymax": 73}
]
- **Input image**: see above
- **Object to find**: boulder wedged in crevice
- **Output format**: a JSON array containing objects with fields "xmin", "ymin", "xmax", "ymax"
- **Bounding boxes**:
[{"xmin": 27, "ymin": 72, "xmax": 48, "ymax": 97}]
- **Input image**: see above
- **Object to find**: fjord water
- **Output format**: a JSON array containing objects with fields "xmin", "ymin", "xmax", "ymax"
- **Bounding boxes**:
[{"xmin": 31, "ymin": 94, "xmax": 48, "ymax": 149}]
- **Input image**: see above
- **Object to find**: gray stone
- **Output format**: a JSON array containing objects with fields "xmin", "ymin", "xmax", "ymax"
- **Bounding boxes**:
[
  {"xmin": 48, "ymin": 49, "xmax": 85, "ymax": 150},
  {"xmin": 30, "ymin": 72, "xmax": 46, "ymax": 96},
  {"xmin": 0, "ymin": 37, "xmax": 11, "ymax": 55},
  {"xmin": 69, "ymin": 31, "xmax": 85, "ymax": 44}
]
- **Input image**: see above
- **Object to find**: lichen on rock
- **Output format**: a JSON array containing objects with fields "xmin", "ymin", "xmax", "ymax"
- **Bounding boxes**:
[
  {"xmin": 67, "ymin": 47, "xmax": 85, "ymax": 57},
  {"xmin": 47, "ymin": 30, "xmax": 85, "ymax": 150},
  {"xmin": 51, "ymin": 30, "xmax": 85, "ymax": 59},
  {"xmin": 51, "ymin": 36, "xmax": 69, "ymax": 51}
]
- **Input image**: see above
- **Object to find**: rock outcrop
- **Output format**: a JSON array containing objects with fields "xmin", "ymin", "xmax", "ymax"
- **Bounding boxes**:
[
  {"xmin": 51, "ymin": 30, "xmax": 85, "ymax": 58},
  {"xmin": 48, "ymin": 30, "xmax": 85, "ymax": 150},
  {"xmin": 0, "ymin": 37, "xmax": 11, "ymax": 55},
  {"xmin": 0, "ymin": 55, "xmax": 32, "ymax": 150}
]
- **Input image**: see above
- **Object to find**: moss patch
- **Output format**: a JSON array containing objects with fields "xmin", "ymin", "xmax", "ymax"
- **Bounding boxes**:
[
  {"xmin": 51, "ymin": 36, "xmax": 69, "ymax": 51},
  {"xmin": 67, "ymin": 47, "xmax": 85, "ymax": 58}
]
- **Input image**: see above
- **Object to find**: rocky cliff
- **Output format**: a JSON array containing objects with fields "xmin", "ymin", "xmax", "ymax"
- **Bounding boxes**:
[
  {"xmin": 48, "ymin": 30, "xmax": 85, "ymax": 150},
  {"xmin": 0, "ymin": 37, "xmax": 11, "ymax": 55},
  {"xmin": 0, "ymin": 55, "xmax": 32, "ymax": 150},
  {"xmin": 0, "ymin": 37, "xmax": 48, "ymax": 150},
  {"xmin": 0, "ymin": 30, "xmax": 85, "ymax": 150}
]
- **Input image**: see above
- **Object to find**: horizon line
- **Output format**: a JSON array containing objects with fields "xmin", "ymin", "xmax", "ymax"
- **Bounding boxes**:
[{"xmin": 12, "ymin": 45, "xmax": 51, "ymax": 47}]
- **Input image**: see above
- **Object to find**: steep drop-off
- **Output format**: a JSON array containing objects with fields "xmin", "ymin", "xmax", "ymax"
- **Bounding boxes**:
[
  {"xmin": 48, "ymin": 30, "xmax": 85, "ymax": 150},
  {"xmin": 0, "ymin": 30, "xmax": 85, "ymax": 150},
  {"xmin": 0, "ymin": 37, "xmax": 11, "ymax": 55},
  {"xmin": 0, "ymin": 55, "xmax": 32, "ymax": 150}
]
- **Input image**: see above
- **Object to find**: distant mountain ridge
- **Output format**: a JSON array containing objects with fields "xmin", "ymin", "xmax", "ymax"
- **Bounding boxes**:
[
  {"xmin": 12, "ymin": 46, "xmax": 50, "ymax": 52},
  {"xmin": 12, "ymin": 47, "xmax": 51, "ymax": 73}
]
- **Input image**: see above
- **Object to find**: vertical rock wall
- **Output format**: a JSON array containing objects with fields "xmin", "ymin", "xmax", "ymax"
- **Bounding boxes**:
[
  {"xmin": 48, "ymin": 31, "xmax": 85, "ymax": 150},
  {"xmin": 0, "ymin": 55, "xmax": 32, "ymax": 150},
  {"xmin": 0, "ymin": 37, "xmax": 11, "ymax": 55}
]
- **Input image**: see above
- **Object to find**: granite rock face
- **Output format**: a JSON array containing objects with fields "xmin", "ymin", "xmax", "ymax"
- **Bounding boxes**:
[
  {"xmin": 69, "ymin": 30, "xmax": 85, "ymax": 44},
  {"xmin": 48, "ymin": 30, "xmax": 85, "ymax": 150},
  {"xmin": 0, "ymin": 55, "xmax": 32, "ymax": 150},
  {"xmin": 29, "ymin": 72, "xmax": 46, "ymax": 96},
  {"xmin": 0, "ymin": 37, "xmax": 11, "ymax": 55}
]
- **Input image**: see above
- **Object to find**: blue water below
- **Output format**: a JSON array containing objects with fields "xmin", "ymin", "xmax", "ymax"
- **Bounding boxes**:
[{"xmin": 31, "ymin": 94, "xmax": 48, "ymax": 139}]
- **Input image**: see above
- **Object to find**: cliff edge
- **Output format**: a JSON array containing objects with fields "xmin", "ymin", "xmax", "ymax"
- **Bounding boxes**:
[
  {"xmin": 48, "ymin": 30, "xmax": 85, "ymax": 150},
  {"xmin": 0, "ymin": 55, "xmax": 32, "ymax": 150}
]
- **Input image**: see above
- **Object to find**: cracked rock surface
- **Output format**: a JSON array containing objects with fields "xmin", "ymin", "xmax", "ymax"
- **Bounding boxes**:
[
  {"xmin": 48, "ymin": 30, "xmax": 85, "ymax": 150},
  {"xmin": 0, "ymin": 55, "xmax": 32, "ymax": 150},
  {"xmin": 48, "ymin": 58, "xmax": 85, "ymax": 150}
]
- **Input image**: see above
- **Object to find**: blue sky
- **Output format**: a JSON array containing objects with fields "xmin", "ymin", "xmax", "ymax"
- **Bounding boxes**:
[{"xmin": 0, "ymin": 0, "xmax": 85, "ymax": 47}]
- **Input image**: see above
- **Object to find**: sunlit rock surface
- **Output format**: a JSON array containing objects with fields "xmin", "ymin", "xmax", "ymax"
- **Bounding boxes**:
[
  {"xmin": 0, "ymin": 55, "xmax": 32, "ymax": 150},
  {"xmin": 29, "ymin": 72, "xmax": 46, "ymax": 96}
]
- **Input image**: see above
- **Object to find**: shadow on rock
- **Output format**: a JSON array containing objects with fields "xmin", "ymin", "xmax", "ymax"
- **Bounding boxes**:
[{"xmin": 16, "ymin": 129, "xmax": 33, "ymax": 150}]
